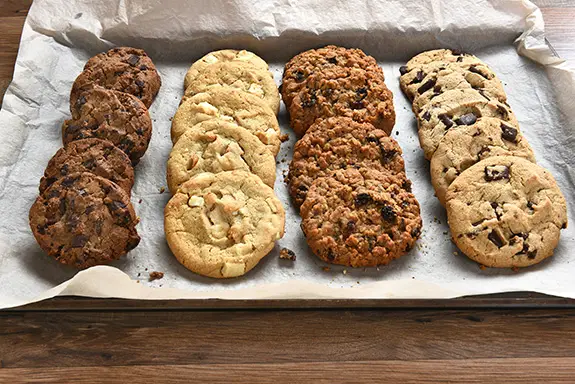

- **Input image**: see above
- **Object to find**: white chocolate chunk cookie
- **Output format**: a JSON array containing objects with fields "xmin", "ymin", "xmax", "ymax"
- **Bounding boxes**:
[
  {"xmin": 184, "ymin": 49, "xmax": 269, "ymax": 90},
  {"xmin": 167, "ymin": 119, "xmax": 276, "ymax": 193},
  {"xmin": 446, "ymin": 156, "xmax": 567, "ymax": 268},
  {"xmin": 184, "ymin": 61, "xmax": 280, "ymax": 114},
  {"xmin": 430, "ymin": 117, "xmax": 535, "ymax": 205},
  {"xmin": 417, "ymin": 88, "xmax": 518, "ymax": 160},
  {"xmin": 171, "ymin": 87, "xmax": 281, "ymax": 155},
  {"xmin": 164, "ymin": 171, "xmax": 285, "ymax": 278}
]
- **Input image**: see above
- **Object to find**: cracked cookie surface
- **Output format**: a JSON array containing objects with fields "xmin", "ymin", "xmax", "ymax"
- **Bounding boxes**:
[
  {"xmin": 430, "ymin": 117, "xmax": 535, "ymax": 205},
  {"xmin": 184, "ymin": 61, "xmax": 280, "ymax": 114},
  {"xmin": 288, "ymin": 117, "xmax": 406, "ymax": 207},
  {"xmin": 446, "ymin": 156, "xmax": 567, "ymax": 268},
  {"xmin": 300, "ymin": 168, "xmax": 421, "ymax": 267},
  {"xmin": 167, "ymin": 119, "xmax": 276, "ymax": 194},
  {"xmin": 40, "ymin": 138, "xmax": 134, "ymax": 195},
  {"xmin": 71, "ymin": 47, "xmax": 161, "ymax": 108},
  {"xmin": 29, "ymin": 172, "xmax": 140, "ymax": 269},
  {"xmin": 63, "ymin": 87, "xmax": 153, "ymax": 165},
  {"xmin": 171, "ymin": 88, "xmax": 281, "ymax": 155},
  {"xmin": 164, "ymin": 171, "xmax": 285, "ymax": 278},
  {"xmin": 184, "ymin": 49, "xmax": 269, "ymax": 90},
  {"xmin": 417, "ymin": 88, "xmax": 518, "ymax": 160}
]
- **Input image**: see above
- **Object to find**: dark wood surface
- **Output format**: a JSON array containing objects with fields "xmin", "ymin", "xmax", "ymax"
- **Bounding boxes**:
[{"xmin": 1, "ymin": 0, "xmax": 575, "ymax": 381}]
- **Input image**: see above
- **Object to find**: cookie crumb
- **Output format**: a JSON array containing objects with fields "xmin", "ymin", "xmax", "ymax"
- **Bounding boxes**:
[
  {"xmin": 149, "ymin": 271, "xmax": 164, "ymax": 281},
  {"xmin": 511, "ymin": 266, "xmax": 519, "ymax": 273},
  {"xmin": 342, "ymin": 269, "xmax": 347, "ymax": 275},
  {"xmin": 279, "ymin": 248, "xmax": 296, "ymax": 261},
  {"xmin": 159, "ymin": 187, "xmax": 166, "ymax": 194},
  {"xmin": 280, "ymin": 134, "xmax": 289, "ymax": 142},
  {"xmin": 453, "ymin": 251, "xmax": 458, "ymax": 256},
  {"xmin": 322, "ymin": 266, "xmax": 331, "ymax": 272},
  {"xmin": 479, "ymin": 264, "xmax": 486, "ymax": 270},
  {"xmin": 138, "ymin": 199, "xmax": 143, "ymax": 204}
]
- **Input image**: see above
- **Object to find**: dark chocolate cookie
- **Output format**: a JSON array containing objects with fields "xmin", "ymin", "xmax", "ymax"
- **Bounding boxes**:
[
  {"xmin": 300, "ymin": 167, "xmax": 422, "ymax": 267},
  {"xmin": 63, "ymin": 86, "xmax": 152, "ymax": 165},
  {"xmin": 29, "ymin": 172, "xmax": 140, "ymax": 269},
  {"xmin": 70, "ymin": 47, "xmax": 161, "ymax": 109},
  {"xmin": 288, "ymin": 117, "xmax": 406, "ymax": 207},
  {"xmin": 39, "ymin": 138, "xmax": 134, "ymax": 195},
  {"xmin": 281, "ymin": 46, "xmax": 382, "ymax": 109},
  {"xmin": 289, "ymin": 65, "xmax": 395, "ymax": 136}
]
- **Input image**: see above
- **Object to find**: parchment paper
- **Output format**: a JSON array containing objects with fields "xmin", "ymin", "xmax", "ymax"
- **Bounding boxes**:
[{"xmin": 0, "ymin": 0, "xmax": 574, "ymax": 309}]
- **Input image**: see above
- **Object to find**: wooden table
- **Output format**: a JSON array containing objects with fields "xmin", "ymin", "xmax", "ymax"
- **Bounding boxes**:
[{"xmin": 1, "ymin": 1, "xmax": 575, "ymax": 382}]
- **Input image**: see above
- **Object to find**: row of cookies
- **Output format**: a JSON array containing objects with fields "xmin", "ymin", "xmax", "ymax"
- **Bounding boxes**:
[
  {"xmin": 29, "ymin": 47, "xmax": 162, "ymax": 268},
  {"xmin": 283, "ymin": 46, "xmax": 422, "ymax": 268},
  {"xmin": 165, "ymin": 50, "xmax": 285, "ymax": 279},
  {"xmin": 400, "ymin": 48, "xmax": 567, "ymax": 268}
]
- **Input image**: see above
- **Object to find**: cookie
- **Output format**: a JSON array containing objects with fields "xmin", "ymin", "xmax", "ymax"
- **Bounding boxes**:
[
  {"xmin": 164, "ymin": 171, "xmax": 285, "ymax": 278},
  {"xmin": 29, "ymin": 172, "xmax": 140, "ymax": 269},
  {"xmin": 300, "ymin": 167, "xmax": 422, "ymax": 267},
  {"xmin": 288, "ymin": 117, "xmax": 406, "ymax": 207},
  {"xmin": 184, "ymin": 49, "xmax": 269, "ymax": 90},
  {"xmin": 409, "ymin": 63, "xmax": 507, "ymax": 113},
  {"xmin": 400, "ymin": 49, "xmax": 485, "ymax": 79},
  {"xmin": 62, "ymin": 87, "xmax": 153, "ymax": 165},
  {"xmin": 289, "ymin": 66, "xmax": 395, "ymax": 136},
  {"xmin": 71, "ymin": 47, "xmax": 161, "ymax": 108},
  {"xmin": 446, "ymin": 156, "xmax": 568, "ymax": 268},
  {"xmin": 167, "ymin": 119, "xmax": 276, "ymax": 194},
  {"xmin": 184, "ymin": 61, "xmax": 280, "ymax": 114},
  {"xmin": 39, "ymin": 138, "xmax": 134, "ymax": 196},
  {"xmin": 417, "ymin": 88, "xmax": 518, "ymax": 160},
  {"xmin": 430, "ymin": 117, "xmax": 535, "ymax": 205},
  {"xmin": 281, "ymin": 45, "xmax": 381, "ymax": 109},
  {"xmin": 172, "ymin": 87, "xmax": 281, "ymax": 155}
]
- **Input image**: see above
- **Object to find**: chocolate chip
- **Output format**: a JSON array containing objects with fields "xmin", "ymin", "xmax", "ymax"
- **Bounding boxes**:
[
  {"xmin": 399, "ymin": 65, "xmax": 408, "ymax": 75},
  {"xmin": 500, "ymin": 124, "xmax": 518, "ymax": 143},
  {"xmin": 527, "ymin": 201, "xmax": 534, "ymax": 211},
  {"xmin": 37, "ymin": 225, "xmax": 46, "ymax": 235},
  {"xmin": 136, "ymin": 127, "xmax": 144, "ymax": 135},
  {"xmin": 487, "ymin": 230, "xmax": 505, "ymax": 248},
  {"xmin": 366, "ymin": 136, "xmax": 378, "ymax": 143},
  {"xmin": 422, "ymin": 111, "xmax": 431, "ymax": 121},
  {"xmin": 491, "ymin": 202, "xmax": 502, "ymax": 220},
  {"xmin": 61, "ymin": 176, "xmax": 77, "ymax": 187},
  {"xmin": 451, "ymin": 49, "xmax": 463, "ymax": 55},
  {"xmin": 380, "ymin": 149, "xmax": 397, "ymax": 165},
  {"xmin": 411, "ymin": 71, "xmax": 425, "ymax": 84},
  {"xmin": 327, "ymin": 57, "xmax": 338, "ymax": 64},
  {"xmin": 402, "ymin": 179, "xmax": 412, "ymax": 192},
  {"xmin": 456, "ymin": 56, "xmax": 464, "ymax": 62},
  {"xmin": 106, "ymin": 200, "xmax": 127, "ymax": 211},
  {"xmin": 71, "ymin": 235, "xmax": 89, "ymax": 248},
  {"xmin": 527, "ymin": 250, "xmax": 538, "ymax": 259},
  {"xmin": 438, "ymin": 114, "xmax": 454, "ymax": 129},
  {"xmin": 81, "ymin": 158, "xmax": 96, "ymax": 169},
  {"xmin": 127, "ymin": 54, "xmax": 140, "ymax": 66},
  {"xmin": 295, "ymin": 71, "xmax": 304, "ymax": 81},
  {"xmin": 343, "ymin": 220, "xmax": 356, "ymax": 238},
  {"xmin": 411, "ymin": 227, "xmax": 421, "ymax": 238},
  {"xmin": 380, "ymin": 205, "xmax": 397, "ymax": 222},
  {"xmin": 76, "ymin": 95, "xmax": 87, "ymax": 108},
  {"xmin": 60, "ymin": 164, "xmax": 69, "ymax": 175},
  {"xmin": 327, "ymin": 250, "xmax": 335, "ymax": 261},
  {"xmin": 301, "ymin": 93, "xmax": 317, "ymax": 108},
  {"xmin": 119, "ymin": 137, "xmax": 135, "ymax": 151},
  {"xmin": 484, "ymin": 165, "xmax": 510, "ymax": 181},
  {"xmin": 417, "ymin": 78, "xmax": 436, "ymax": 94},
  {"xmin": 454, "ymin": 113, "xmax": 477, "ymax": 126},
  {"xmin": 356, "ymin": 87, "xmax": 368, "ymax": 100},
  {"xmin": 354, "ymin": 193, "xmax": 372, "ymax": 206},
  {"xmin": 477, "ymin": 146, "xmax": 490, "ymax": 160},
  {"xmin": 469, "ymin": 65, "xmax": 490, "ymax": 79},
  {"xmin": 139, "ymin": 65, "xmax": 148, "ymax": 71},
  {"xmin": 135, "ymin": 80, "xmax": 145, "ymax": 88}
]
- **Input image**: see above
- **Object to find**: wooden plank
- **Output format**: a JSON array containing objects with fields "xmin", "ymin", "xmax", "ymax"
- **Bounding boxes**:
[
  {"xmin": 539, "ymin": 8, "xmax": 575, "ymax": 62},
  {"xmin": 0, "ymin": 0, "xmax": 31, "ymax": 18},
  {"xmin": 1, "ymin": 309, "xmax": 575, "ymax": 369},
  {"xmin": 0, "ymin": 358, "xmax": 574, "ymax": 383}
]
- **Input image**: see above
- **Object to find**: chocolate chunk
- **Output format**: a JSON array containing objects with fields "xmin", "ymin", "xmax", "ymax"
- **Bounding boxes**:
[
  {"xmin": 327, "ymin": 56, "xmax": 338, "ymax": 64},
  {"xmin": 295, "ymin": 71, "xmax": 304, "ymax": 81},
  {"xmin": 127, "ymin": 54, "xmax": 140, "ymax": 66},
  {"xmin": 380, "ymin": 205, "xmax": 397, "ymax": 222},
  {"xmin": 399, "ymin": 65, "xmax": 408, "ymax": 75},
  {"xmin": 411, "ymin": 71, "xmax": 425, "ymax": 84},
  {"xmin": 422, "ymin": 111, "xmax": 431, "ymax": 121},
  {"xmin": 487, "ymin": 230, "xmax": 505, "ymax": 248},
  {"xmin": 71, "ymin": 235, "xmax": 89, "ymax": 248},
  {"xmin": 456, "ymin": 56, "xmax": 463, "ymax": 62},
  {"xmin": 417, "ymin": 78, "xmax": 436, "ymax": 94},
  {"xmin": 469, "ymin": 65, "xmax": 490, "ymax": 79},
  {"xmin": 451, "ymin": 49, "xmax": 463, "ymax": 55},
  {"xmin": 527, "ymin": 250, "xmax": 538, "ymax": 259},
  {"xmin": 366, "ymin": 136, "xmax": 378, "ymax": 143},
  {"xmin": 527, "ymin": 201, "xmax": 534, "ymax": 211},
  {"xmin": 500, "ymin": 124, "xmax": 518, "ymax": 143},
  {"xmin": 354, "ymin": 193, "xmax": 372, "ymax": 206},
  {"xmin": 37, "ymin": 225, "xmax": 46, "ymax": 235},
  {"xmin": 454, "ymin": 113, "xmax": 477, "ymax": 126},
  {"xmin": 562, "ymin": 222, "xmax": 567, "ymax": 229},
  {"xmin": 139, "ymin": 65, "xmax": 148, "ymax": 71},
  {"xmin": 135, "ymin": 79, "xmax": 145, "ymax": 88},
  {"xmin": 438, "ymin": 114, "xmax": 454, "ymax": 129},
  {"xmin": 402, "ymin": 179, "xmax": 412, "ymax": 192},
  {"xmin": 477, "ymin": 146, "xmax": 490, "ymax": 160},
  {"xmin": 356, "ymin": 87, "xmax": 368, "ymax": 100},
  {"xmin": 491, "ymin": 202, "xmax": 502, "ymax": 220},
  {"xmin": 484, "ymin": 165, "xmax": 510, "ymax": 181},
  {"xmin": 326, "ymin": 249, "xmax": 335, "ymax": 261},
  {"xmin": 411, "ymin": 227, "xmax": 421, "ymax": 238},
  {"xmin": 61, "ymin": 176, "xmax": 77, "ymax": 187}
]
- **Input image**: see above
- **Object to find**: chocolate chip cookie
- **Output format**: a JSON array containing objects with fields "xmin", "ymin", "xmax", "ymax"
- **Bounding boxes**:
[
  {"xmin": 184, "ymin": 61, "xmax": 280, "ymax": 114},
  {"xmin": 281, "ymin": 45, "xmax": 382, "ymax": 109},
  {"xmin": 288, "ymin": 117, "xmax": 406, "ymax": 207},
  {"xmin": 289, "ymin": 65, "xmax": 395, "ymax": 136},
  {"xmin": 39, "ymin": 138, "xmax": 134, "ymax": 195},
  {"xmin": 29, "ymin": 172, "xmax": 140, "ymax": 269},
  {"xmin": 417, "ymin": 88, "xmax": 518, "ymax": 160},
  {"xmin": 71, "ymin": 47, "xmax": 161, "ymax": 109},
  {"xmin": 446, "ymin": 156, "xmax": 567, "ymax": 268},
  {"xmin": 300, "ymin": 167, "xmax": 422, "ymax": 267},
  {"xmin": 430, "ymin": 117, "xmax": 535, "ymax": 205},
  {"xmin": 172, "ymin": 87, "xmax": 281, "ymax": 155},
  {"xmin": 62, "ymin": 86, "xmax": 153, "ymax": 165},
  {"xmin": 167, "ymin": 119, "xmax": 276, "ymax": 194},
  {"xmin": 164, "ymin": 171, "xmax": 285, "ymax": 278},
  {"xmin": 184, "ymin": 49, "xmax": 269, "ymax": 90}
]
